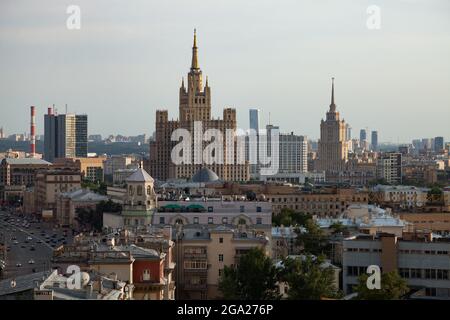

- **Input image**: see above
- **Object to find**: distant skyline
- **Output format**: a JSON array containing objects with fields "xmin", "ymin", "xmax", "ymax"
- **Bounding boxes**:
[{"xmin": 1, "ymin": 0, "xmax": 449, "ymax": 143}]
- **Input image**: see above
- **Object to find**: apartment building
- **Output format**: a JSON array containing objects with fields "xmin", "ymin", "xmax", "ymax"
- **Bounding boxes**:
[
  {"xmin": 173, "ymin": 225, "xmax": 270, "ymax": 299},
  {"xmin": 34, "ymin": 169, "xmax": 82, "ymax": 218}
]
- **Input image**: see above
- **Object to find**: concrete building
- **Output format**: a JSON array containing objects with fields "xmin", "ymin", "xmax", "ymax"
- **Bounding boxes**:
[
  {"xmin": 270, "ymin": 187, "xmax": 369, "ymax": 216},
  {"xmin": 148, "ymin": 30, "xmax": 249, "ymax": 182},
  {"xmin": 371, "ymin": 130, "xmax": 378, "ymax": 151},
  {"xmin": 34, "ymin": 169, "xmax": 82, "ymax": 218},
  {"xmin": 103, "ymin": 155, "xmax": 134, "ymax": 176},
  {"xmin": 434, "ymin": 136, "xmax": 444, "ymax": 152},
  {"xmin": 55, "ymin": 189, "xmax": 108, "ymax": 228},
  {"xmin": 376, "ymin": 152, "xmax": 402, "ymax": 184},
  {"xmin": 342, "ymin": 232, "xmax": 450, "ymax": 299},
  {"xmin": 0, "ymin": 158, "xmax": 51, "ymax": 201},
  {"xmin": 173, "ymin": 224, "xmax": 270, "ymax": 299},
  {"xmin": 53, "ymin": 157, "xmax": 105, "ymax": 182},
  {"xmin": 371, "ymin": 185, "xmax": 429, "ymax": 210},
  {"xmin": 153, "ymin": 198, "xmax": 272, "ymax": 229},
  {"xmin": 44, "ymin": 108, "xmax": 88, "ymax": 162},
  {"xmin": 317, "ymin": 78, "xmax": 348, "ymax": 173}
]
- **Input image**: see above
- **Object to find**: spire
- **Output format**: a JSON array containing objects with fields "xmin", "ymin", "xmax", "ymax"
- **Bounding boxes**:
[
  {"xmin": 191, "ymin": 28, "xmax": 199, "ymax": 70},
  {"xmin": 329, "ymin": 77, "xmax": 336, "ymax": 112},
  {"xmin": 181, "ymin": 77, "xmax": 185, "ymax": 88},
  {"xmin": 205, "ymin": 76, "xmax": 208, "ymax": 87}
]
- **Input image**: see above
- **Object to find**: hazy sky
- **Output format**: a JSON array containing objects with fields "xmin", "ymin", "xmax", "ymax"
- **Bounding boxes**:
[{"xmin": 1, "ymin": 0, "xmax": 449, "ymax": 143}]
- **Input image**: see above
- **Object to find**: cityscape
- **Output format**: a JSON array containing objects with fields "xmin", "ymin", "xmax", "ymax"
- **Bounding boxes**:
[{"xmin": 0, "ymin": 0, "xmax": 450, "ymax": 308}]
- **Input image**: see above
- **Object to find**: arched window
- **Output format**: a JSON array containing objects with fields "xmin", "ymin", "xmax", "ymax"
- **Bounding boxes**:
[
  {"xmin": 137, "ymin": 185, "xmax": 143, "ymax": 196},
  {"xmin": 175, "ymin": 219, "xmax": 183, "ymax": 225},
  {"xmin": 147, "ymin": 185, "xmax": 152, "ymax": 195},
  {"xmin": 238, "ymin": 218, "xmax": 247, "ymax": 225},
  {"xmin": 129, "ymin": 185, "xmax": 133, "ymax": 196}
]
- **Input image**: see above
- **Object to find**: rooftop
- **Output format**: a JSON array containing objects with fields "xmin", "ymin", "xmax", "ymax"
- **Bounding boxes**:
[
  {"xmin": 126, "ymin": 167, "xmax": 154, "ymax": 183},
  {"xmin": 1, "ymin": 158, "xmax": 51, "ymax": 165}
]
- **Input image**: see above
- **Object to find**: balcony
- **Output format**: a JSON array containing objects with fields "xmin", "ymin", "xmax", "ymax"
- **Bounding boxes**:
[
  {"xmin": 183, "ymin": 283, "xmax": 207, "ymax": 291},
  {"xmin": 183, "ymin": 252, "xmax": 207, "ymax": 259}
]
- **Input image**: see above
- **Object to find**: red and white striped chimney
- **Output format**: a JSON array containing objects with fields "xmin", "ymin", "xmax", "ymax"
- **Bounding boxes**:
[{"xmin": 30, "ymin": 106, "xmax": 36, "ymax": 157}]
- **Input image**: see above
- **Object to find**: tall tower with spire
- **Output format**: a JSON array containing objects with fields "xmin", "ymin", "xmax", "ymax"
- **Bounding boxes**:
[
  {"xmin": 179, "ymin": 29, "xmax": 211, "ymax": 123},
  {"xmin": 149, "ymin": 30, "xmax": 249, "ymax": 182},
  {"xmin": 317, "ymin": 78, "xmax": 348, "ymax": 172}
]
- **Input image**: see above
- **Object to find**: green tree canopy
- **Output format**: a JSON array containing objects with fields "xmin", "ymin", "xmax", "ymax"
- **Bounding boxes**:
[
  {"xmin": 218, "ymin": 248, "xmax": 280, "ymax": 300},
  {"xmin": 278, "ymin": 255, "xmax": 342, "ymax": 300},
  {"xmin": 353, "ymin": 270, "xmax": 409, "ymax": 300}
]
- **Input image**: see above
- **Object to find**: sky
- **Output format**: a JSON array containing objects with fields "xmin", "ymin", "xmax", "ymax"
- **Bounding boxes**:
[{"xmin": 0, "ymin": 0, "xmax": 449, "ymax": 143}]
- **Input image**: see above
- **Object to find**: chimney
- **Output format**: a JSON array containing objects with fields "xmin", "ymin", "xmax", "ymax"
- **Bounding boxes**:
[{"xmin": 30, "ymin": 106, "xmax": 36, "ymax": 157}]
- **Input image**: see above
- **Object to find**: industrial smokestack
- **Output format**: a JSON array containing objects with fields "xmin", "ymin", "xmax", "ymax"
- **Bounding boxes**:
[
  {"xmin": 30, "ymin": 106, "xmax": 36, "ymax": 157},
  {"xmin": 47, "ymin": 107, "xmax": 53, "ymax": 115}
]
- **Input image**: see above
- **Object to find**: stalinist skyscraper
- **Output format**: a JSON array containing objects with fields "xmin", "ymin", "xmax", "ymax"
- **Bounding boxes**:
[
  {"xmin": 317, "ymin": 78, "xmax": 348, "ymax": 172},
  {"xmin": 149, "ymin": 30, "xmax": 249, "ymax": 181}
]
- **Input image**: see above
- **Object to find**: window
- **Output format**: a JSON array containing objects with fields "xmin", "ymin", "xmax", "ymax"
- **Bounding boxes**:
[
  {"xmin": 137, "ymin": 185, "xmax": 143, "ymax": 196},
  {"xmin": 219, "ymin": 237, "xmax": 223, "ymax": 243},
  {"xmin": 129, "ymin": 185, "xmax": 133, "ymax": 195},
  {"xmin": 256, "ymin": 206, "xmax": 262, "ymax": 212},
  {"xmin": 208, "ymin": 217, "xmax": 213, "ymax": 224},
  {"xmin": 219, "ymin": 254, "xmax": 224, "ymax": 262},
  {"xmin": 142, "ymin": 269, "xmax": 150, "ymax": 281},
  {"xmin": 256, "ymin": 217, "xmax": 262, "ymax": 225},
  {"xmin": 193, "ymin": 217, "xmax": 199, "ymax": 224},
  {"xmin": 159, "ymin": 217, "xmax": 165, "ymax": 224},
  {"xmin": 175, "ymin": 219, "xmax": 183, "ymax": 225},
  {"xmin": 147, "ymin": 185, "xmax": 152, "ymax": 195},
  {"xmin": 222, "ymin": 217, "xmax": 228, "ymax": 224},
  {"xmin": 240, "ymin": 206, "xmax": 245, "ymax": 213},
  {"xmin": 184, "ymin": 260, "xmax": 207, "ymax": 269},
  {"xmin": 208, "ymin": 206, "xmax": 213, "ymax": 212},
  {"xmin": 218, "ymin": 269, "xmax": 223, "ymax": 277}
]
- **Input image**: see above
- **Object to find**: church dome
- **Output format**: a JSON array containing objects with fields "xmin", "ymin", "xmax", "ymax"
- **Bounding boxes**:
[{"xmin": 191, "ymin": 167, "xmax": 219, "ymax": 183}]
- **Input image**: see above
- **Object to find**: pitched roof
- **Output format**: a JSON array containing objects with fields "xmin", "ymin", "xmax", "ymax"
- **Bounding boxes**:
[
  {"xmin": 1, "ymin": 158, "xmax": 52, "ymax": 165},
  {"xmin": 125, "ymin": 168, "xmax": 154, "ymax": 183}
]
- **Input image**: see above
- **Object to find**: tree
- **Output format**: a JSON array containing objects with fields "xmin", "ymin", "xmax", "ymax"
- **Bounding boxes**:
[
  {"xmin": 329, "ymin": 222, "xmax": 348, "ymax": 235},
  {"xmin": 218, "ymin": 248, "xmax": 280, "ymax": 300},
  {"xmin": 353, "ymin": 271, "xmax": 408, "ymax": 300},
  {"xmin": 76, "ymin": 200, "xmax": 121, "ymax": 232},
  {"xmin": 278, "ymin": 255, "xmax": 342, "ymax": 300},
  {"xmin": 272, "ymin": 208, "xmax": 309, "ymax": 227},
  {"xmin": 295, "ymin": 219, "xmax": 329, "ymax": 256}
]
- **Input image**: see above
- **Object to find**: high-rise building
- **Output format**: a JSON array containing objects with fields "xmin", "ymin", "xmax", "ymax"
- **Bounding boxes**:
[
  {"xmin": 248, "ymin": 109, "xmax": 261, "ymax": 178},
  {"xmin": 360, "ymin": 129, "xmax": 367, "ymax": 143},
  {"xmin": 434, "ymin": 136, "xmax": 444, "ymax": 152},
  {"xmin": 44, "ymin": 107, "xmax": 88, "ymax": 162},
  {"xmin": 371, "ymin": 130, "xmax": 378, "ymax": 151},
  {"xmin": 317, "ymin": 78, "xmax": 348, "ymax": 172},
  {"xmin": 345, "ymin": 124, "xmax": 352, "ymax": 141},
  {"xmin": 249, "ymin": 108, "xmax": 260, "ymax": 133},
  {"xmin": 148, "ymin": 30, "xmax": 249, "ymax": 182},
  {"xmin": 376, "ymin": 152, "xmax": 402, "ymax": 184},
  {"xmin": 278, "ymin": 132, "xmax": 307, "ymax": 174}
]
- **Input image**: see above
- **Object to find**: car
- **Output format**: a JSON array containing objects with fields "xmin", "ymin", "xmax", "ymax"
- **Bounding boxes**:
[
  {"xmin": 16, "ymin": 263, "xmax": 22, "ymax": 267},
  {"xmin": 27, "ymin": 236, "xmax": 32, "ymax": 241},
  {"xmin": 24, "ymin": 240, "xmax": 29, "ymax": 244},
  {"xmin": 13, "ymin": 240, "xmax": 19, "ymax": 244},
  {"xmin": 21, "ymin": 245, "xmax": 26, "ymax": 248},
  {"xmin": 30, "ymin": 246, "xmax": 36, "ymax": 251},
  {"xmin": 37, "ymin": 240, "xmax": 42, "ymax": 244},
  {"xmin": 28, "ymin": 259, "xmax": 35, "ymax": 264}
]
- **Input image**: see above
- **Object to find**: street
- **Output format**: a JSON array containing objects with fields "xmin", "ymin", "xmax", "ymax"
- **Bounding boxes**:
[{"xmin": 0, "ymin": 209, "xmax": 73, "ymax": 280}]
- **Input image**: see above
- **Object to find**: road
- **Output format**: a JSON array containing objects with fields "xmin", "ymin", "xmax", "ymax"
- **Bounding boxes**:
[{"xmin": 0, "ymin": 210, "xmax": 73, "ymax": 280}]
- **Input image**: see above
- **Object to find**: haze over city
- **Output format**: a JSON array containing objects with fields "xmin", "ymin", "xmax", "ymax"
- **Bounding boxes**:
[{"xmin": 1, "ymin": 0, "xmax": 449, "ymax": 142}]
